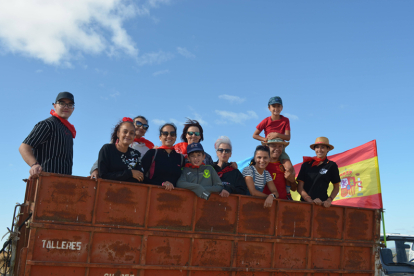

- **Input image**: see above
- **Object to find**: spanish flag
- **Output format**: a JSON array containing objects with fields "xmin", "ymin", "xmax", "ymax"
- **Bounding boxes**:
[{"xmin": 292, "ymin": 140, "xmax": 383, "ymax": 209}]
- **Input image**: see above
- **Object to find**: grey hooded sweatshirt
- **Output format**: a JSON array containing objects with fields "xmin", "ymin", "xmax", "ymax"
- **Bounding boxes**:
[{"xmin": 177, "ymin": 165, "xmax": 223, "ymax": 199}]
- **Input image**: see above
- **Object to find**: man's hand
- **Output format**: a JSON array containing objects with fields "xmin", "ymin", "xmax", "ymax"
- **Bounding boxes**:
[
  {"xmin": 219, "ymin": 189, "xmax": 230, "ymax": 197},
  {"xmin": 323, "ymin": 198, "xmax": 332, "ymax": 208},
  {"xmin": 313, "ymin": 198, "xmax": 323, "ymax": 205},
  {"xmin": 29, "ymin": 164, "xmax": 42, "ymax": 180},
  {"xmin": 90, "ymin": 169, "xmax": 98, "ymax": 180},
  {"xmin": 264, "ymin": 194, "xmax": 274, "ymax": 208},
  {"xmin": 230, "ymin": 162, "xmax": 238, "ymax": 169},
  {"xmin": 132, "ymin": 170, "xmax": 144, "ymax": 182}
]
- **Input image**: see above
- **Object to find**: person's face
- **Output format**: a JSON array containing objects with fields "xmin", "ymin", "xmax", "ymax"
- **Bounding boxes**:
[
  {"xmin": 188, "ymin": 152, "xmax": 205, "ymax": 167},
  {"xmin": 134, "ymin": 118, "xmax": 148, "ymax": 138},
  {"xmin": 159, "ymin": 125, "xmax": 177, "ymax": 147},
  {"xmin": 268, "ymin": 143, "xmax": 283, "ymax": 160},
  {"xmin": 314, "ymin": 145, "xmax": 329, "ymax": 159},
  {"xmin": 268, "ymin": 103, "xmax": 283, "ymax": 116},
  {"xmin": 216, "ymin": 143, "xmax": 232, "ymax": 163},
  {"xmin": 117, "ymin": 123, "xmax": 136, "ymax": 146},
  {"xmin": 254, "ymin": 150, "xmax": 270, "ymax": 169},
  {"xmin": 53, "ymin": 98, "xmax": 74, "ymax": 119},
  {"xmin": 186, "ymin": 126, "xmax": 201, "ymax": 144}
]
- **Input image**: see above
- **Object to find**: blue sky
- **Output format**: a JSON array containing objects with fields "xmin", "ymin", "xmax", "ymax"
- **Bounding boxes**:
[{"xmin": 0, "ymin": 1, "xmax": 413, "ymax": 236}]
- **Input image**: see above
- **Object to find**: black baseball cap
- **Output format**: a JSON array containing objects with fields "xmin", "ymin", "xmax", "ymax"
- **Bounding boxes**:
[{"xmin": 55, "ymin": 92, "xmax": 75, "ymax": 104}]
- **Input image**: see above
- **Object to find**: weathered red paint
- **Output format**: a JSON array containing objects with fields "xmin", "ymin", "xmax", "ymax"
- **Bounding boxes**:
[{"xmin": 13, "ymin": 173, "xmax": 380, "ymax": 276}]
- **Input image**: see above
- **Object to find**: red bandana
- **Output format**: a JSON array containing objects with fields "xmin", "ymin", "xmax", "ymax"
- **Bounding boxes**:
[
  {"xmin": 217, "ymin": 166, "xmax": 235, "ymax": 178},
  {"xmin": 134, "ymin": 137, "xmax": 154, "ymax": 149},
  {"xmin": 174, "ymin": 142, "xmax": 188, "ymax": 157},
  {"xmin": 122, "ymin": 117, "xmax": 133, "ymax": 123},
  {"xmin": 50, "ymin": 109, "xmax": 76, "ymax": 138},
  {"xmin": 158, "ymin": 145, "xmax": 175, "ymax": 150},
  {"xmin": 184, "ymin": 162, "xmax": 205, "ymax": 169},
  {"xmin": 303, "ymin": 156, "xmax": 326, "ymax": 167}
]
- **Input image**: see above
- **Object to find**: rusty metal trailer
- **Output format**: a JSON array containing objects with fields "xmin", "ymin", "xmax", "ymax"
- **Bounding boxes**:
[{"xmin": 8, "ymin": 173, "xmax": 380, "ymax": 276}]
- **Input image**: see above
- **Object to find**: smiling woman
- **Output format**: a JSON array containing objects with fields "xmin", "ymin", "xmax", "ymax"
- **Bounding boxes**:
[{"xmin": 97, "ymin": 119, "xmax": 144, "ymax": 183}]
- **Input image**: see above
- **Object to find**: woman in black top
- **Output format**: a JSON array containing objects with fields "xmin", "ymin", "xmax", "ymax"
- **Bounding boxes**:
[
  {"xmin": 98, "ymin": 119, "xmax": 144, "ymax": 183},
  {"xmin": 297, "ymin": 137, "xmax": 341, "ymax": 208},
  {"xmin": 212, "ymin": 136, "xmax": 247, "ymax": 195},
  {"xmin": 141, "ymin": 123, "xmax": 185, "ymax": 191}
]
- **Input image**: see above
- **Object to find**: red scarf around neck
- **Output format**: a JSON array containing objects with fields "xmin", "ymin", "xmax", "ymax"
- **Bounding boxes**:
[
  {"xmin": 303, "ymin": 156, "xmax": 326, "ymax": 167},
  {"xmin": 217, "ymin": 165, "xmax": 235, "ymax": 177},
  {"xmin": 158, "ymin": 145, "xmax": 175, "ymax": 150},
  {"xmin": 174, "ymin": 142, "xmax": 188, "ymax": 157},
  {"xmin": 134, "ymin": 137, "xmax": 154, "ymax": 149},
  {"xmin": 184, "ymin": 162, "xmax": 205, "ymax": 169},
  {"xmin": 50, "ymin": 109, "xmax": 76, "ymax": 138}
]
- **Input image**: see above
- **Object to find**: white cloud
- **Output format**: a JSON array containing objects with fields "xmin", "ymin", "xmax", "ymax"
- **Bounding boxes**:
[
  {"xmin": 137, "ymin": 51, "xmax": 174, "ymax": 66},
  {"xmin": 110, "ymin": 91, "xmax": 120, "ymax": 98},
  {"xmin": 283, "ymin": 113, "xmax": 299, "ymax": 120},
  {"xmin": 153, "ymin": 69, "xmax": 169, "ymax": 76},
  {"xmin": 177, "ymin": 47, "xmax": 195, "ymax": 59},
  {"xmin": 192, "ymin": 112, "xmax": 208, "ymax": 126},
  {"xmin": 0, "ymin": 0, "xmax": 170, "ymax": 65},
  {"xmin": 218, "ymin": 94, "xmax": 246, "ymax": 104},
  {"xmin": 170, "ymin": 118, "xmax": 186, "ymax": 126},
  {"xmin": 152, "ymin": 119, "xmax": 167, "ymax": 126},
  {"xmin": 215, "ymin": 110, "xmax": 258, "ymax": 125}
]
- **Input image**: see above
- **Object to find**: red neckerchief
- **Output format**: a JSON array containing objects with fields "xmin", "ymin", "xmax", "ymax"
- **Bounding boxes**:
[
  {"xmin": 50, "ymin": 109, "xmax": 76, "ymax": 138},
  {"xmin": 174, "ymin": 142, "xmax": 188, "ymax": 157},
  {"xmin": 184, "ymin": 162, "xmax": 205, "ymax": 169},
  {"xmin": 303, "ymin": 156, "xmax": 326, "ymax": 167},
  {"xmin": 134, "ymin": 137, "xmax": 154, "ymax": 149},
  {"xmin": 217, "ymin": 165, "xmax": 235, "ymax": 178},
  {"xmin": 158, "ymin": 145, "xmax": 175, "ymax": 150}
]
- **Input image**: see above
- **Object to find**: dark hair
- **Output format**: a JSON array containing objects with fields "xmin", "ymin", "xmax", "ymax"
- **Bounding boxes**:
[
  {"xmin": 249, "ymin": 145, "xmax": 271, "ymax": 166},
  {"xmin": 159, "ymin": 123, "xmax": 177, "ymax": 136},
  {"xmin": 133, "ymin": 115, "xmax": 148, "ymax": 123},
  {"xmin": 181, "ymin": 118, "xmax": 204, "ymax": 143},
  {"xmin": 110, "ymin": 120, "xmax": 135, "ymax": 144}
]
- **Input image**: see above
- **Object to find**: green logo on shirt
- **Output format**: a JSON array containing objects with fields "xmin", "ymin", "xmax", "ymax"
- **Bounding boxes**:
[{"xmin": 203, "ymin": 170, "xmax": 210, "ymax": 178}]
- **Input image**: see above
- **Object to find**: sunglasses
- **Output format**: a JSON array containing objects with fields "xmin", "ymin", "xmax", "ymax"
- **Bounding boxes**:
[
  {"xmin": 135, "ymin": 121, "xmax": 149, "ymax": 130},
  {"xmin": 161, "ymin": 131, "xmax": 176, "ymax": 137},
  {"xmin": 217, "ymin": 148, "xmax": 231, "ymax": 153},
  {"xmin": 187, "ymin": 131, "xmax": 200, "ymax": 136}
]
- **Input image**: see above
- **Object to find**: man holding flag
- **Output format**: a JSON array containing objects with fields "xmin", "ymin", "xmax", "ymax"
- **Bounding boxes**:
[{"xmin": 297, "ymin": 137, "xmax": 341, "ymax": 208}]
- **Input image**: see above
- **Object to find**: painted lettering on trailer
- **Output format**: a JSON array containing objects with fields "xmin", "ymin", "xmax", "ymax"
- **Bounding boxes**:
[{"xmin": 41, "ymin": 240, "xmax": 82, "ymax": 250}]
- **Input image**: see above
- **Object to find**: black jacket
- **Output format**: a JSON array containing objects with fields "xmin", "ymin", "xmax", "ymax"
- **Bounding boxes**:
[
  {"xmin": 141, "ymin": 149, "xmax": 185, "ymax": 186},
  {"xmin": 213, "ymin": 161, "xmax": 247, "ymax": 195}
]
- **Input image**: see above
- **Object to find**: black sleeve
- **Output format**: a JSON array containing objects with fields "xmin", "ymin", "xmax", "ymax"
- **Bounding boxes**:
[
  {"xmin": 231, "ymin": 170, "xmax": 248, "ymax": 195},
  {"xmin": 23, "ymin": 120, "xmax": 52, "ymax": 148},
  {"xmin": 98, "ymin": 145, "xmax": 133, "ymax": 181},
  {"xmin": 330, "ymin": 162, "xmax": 341, "ymax": 184},
  {"xmin": 141, "ymin": 149, "xmax": 155, "ymax": 174},
  {"xmin": 296, "ymin": 163, "xmax": 308, "ymax": 182},
  {"xmin": 204, "ymin": 152, "xmax": 214, "ymax": 166}
]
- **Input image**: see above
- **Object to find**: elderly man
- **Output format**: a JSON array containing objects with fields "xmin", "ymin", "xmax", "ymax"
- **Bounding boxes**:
[
  {"xmin": 19, "ymin": 92, "xmax": 76, "ymax": 178},
  {"xmin": 262, "ymin": 138, "xmax": 297, "ymax": 199}
]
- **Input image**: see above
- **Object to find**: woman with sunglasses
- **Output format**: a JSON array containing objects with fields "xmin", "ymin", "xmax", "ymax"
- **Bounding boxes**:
[
  {"xmin": 89, "ymin": 116, "xmax": 153, "ymax": 179},
  {"xmin": 212, "ymin": 136, "xmax": 247, "ymax": 196},
  {"xmin": 141, "ymin": 123, "xmax": 185, "ymax": 190},
  {"xmin": 174, "ymin": 119, "xmax": 214, "ymax": 165}
]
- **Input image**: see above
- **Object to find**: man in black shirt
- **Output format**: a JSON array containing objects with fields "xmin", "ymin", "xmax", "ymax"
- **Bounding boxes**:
[
  {"xmin": 19, "ymin": 92, "xmax": 76, "ymax": 178},
  {"xmin": 297, "ymin": 137, "xmax": 341, "ymax": 208}
]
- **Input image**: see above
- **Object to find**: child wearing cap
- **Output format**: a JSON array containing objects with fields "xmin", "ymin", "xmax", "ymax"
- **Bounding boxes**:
[
  {"xmin": 253, "ymin": 96, "xmax": 294, "ymax": 194},
  {"xmin": 177, "ymin": 143, "xmax": 227, "ymax": 200}
]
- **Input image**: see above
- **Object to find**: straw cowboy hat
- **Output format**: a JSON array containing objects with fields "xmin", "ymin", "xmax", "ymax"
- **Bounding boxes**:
[
  {"xmin": 310, "ymin": 137, "xmax": 334, "ymax": 150},
  {"xmin": 266, "ymin": 138, "xmax": 289, "ymax": 147}
]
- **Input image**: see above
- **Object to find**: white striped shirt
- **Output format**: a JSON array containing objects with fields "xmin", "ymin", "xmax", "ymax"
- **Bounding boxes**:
[
  {"xmin": 242, "ymin": 166, "xmax": 272, "ymax": 192},
  {"xmin": 23, "ymin": 116, "xmax": 73, "ymax": 175}
]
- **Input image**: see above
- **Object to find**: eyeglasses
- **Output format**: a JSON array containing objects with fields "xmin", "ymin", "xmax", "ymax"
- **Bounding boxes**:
[
  {"xmin": 217, "ymin": 148, "xmax": 231, "ymax": 153},
  {"xmin": 135, "ymin": 121, "xmax": 149, "ymax": 130},
  {"xmin": 187, "ymin": 131, "xmax": 200, "ymax": 136},
  {"xmin": 161, "ymin": 131, "xmax": 176, "ymax": 137},
  {"xmin": 56, "ymin": 101, "xmax": 74, "ymax": 109}
]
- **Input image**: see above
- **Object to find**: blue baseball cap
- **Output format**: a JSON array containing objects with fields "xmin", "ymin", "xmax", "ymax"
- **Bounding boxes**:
[
  {"xmin": 187, "ymin": 142, "xmax": 204, "ymax": 155},
  {"xmin": 268, "ymin": 96, "xmax": 283, "ymax": 106}
]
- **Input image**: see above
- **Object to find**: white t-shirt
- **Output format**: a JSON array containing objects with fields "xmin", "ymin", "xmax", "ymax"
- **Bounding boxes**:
[
  {"xmin": 130, "ymin": 142, "xmax": 150, "ymax": 159},
  {"xmin": 242, "ymin": 166, "xmax": 272, "ymax": 192}
]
